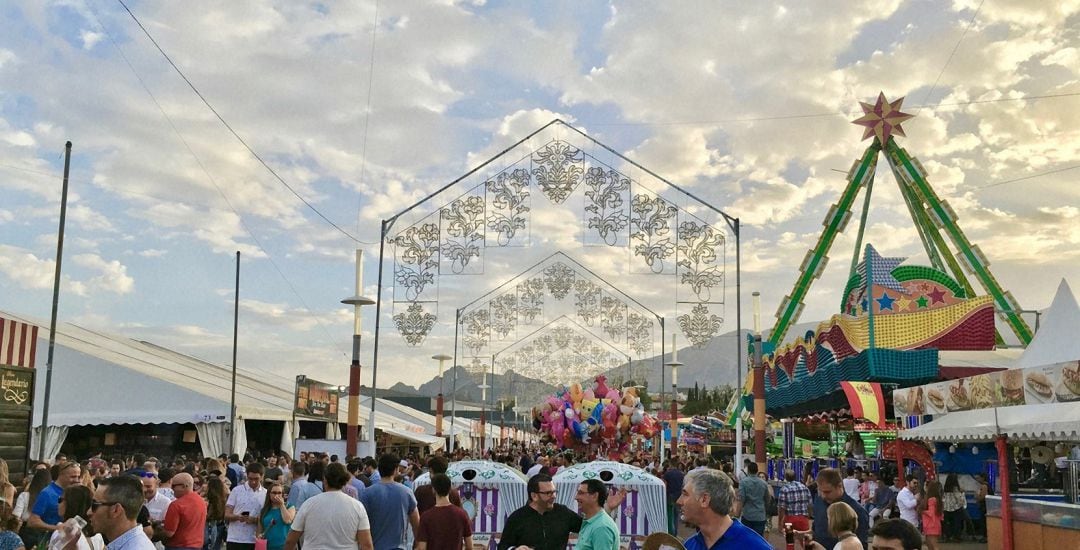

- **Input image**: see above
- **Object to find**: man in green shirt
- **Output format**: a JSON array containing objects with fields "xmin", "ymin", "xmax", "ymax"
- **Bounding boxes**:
[{"xmin": 573, "ymin": 479, "xmax": 619, "ymax": 550}]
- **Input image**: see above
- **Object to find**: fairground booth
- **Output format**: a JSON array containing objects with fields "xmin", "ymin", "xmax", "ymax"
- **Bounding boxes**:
[
  {"xmin": 898, "ymin": 280, "xmax": 1080, "ymax": 549},
  {"xmin": 413, "ymin": 460, "xmax": 528, "ymax": 549},
  {"xmin": 553, "ymin": 461, "xmax": 666, "ymax": 549}
]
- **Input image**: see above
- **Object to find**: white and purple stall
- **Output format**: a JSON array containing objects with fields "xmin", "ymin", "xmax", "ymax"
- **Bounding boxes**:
[
  {"xmin": 553, "ymin": 461, "xmax": 666, "ymax": 549},
  {"xmin": 414, "ymin": 460, "xmax": 528, "ymax": 549}
]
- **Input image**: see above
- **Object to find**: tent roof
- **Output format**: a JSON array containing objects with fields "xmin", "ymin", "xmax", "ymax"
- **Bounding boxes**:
[
  {"xmin": 3, "ymin": 309, "xmax": 297, "ymax": 425},
  {"xmin": 552, "ymin": 461, "xmax": 665, "ymax": 486},
  {"xmin": 899, "ymin": 401, "xmax": 1080, "ymax": 442},
  {"xmin": 380, "ymin": 426, "xmax": 444, "ymax": 449},
  {"xmin": 1018, "ymin": 279, "xmax": 1080, "ymax": 368},
  {"xmin": 4, "ymin": 310, "xmax": 472, "ymax": 437}
]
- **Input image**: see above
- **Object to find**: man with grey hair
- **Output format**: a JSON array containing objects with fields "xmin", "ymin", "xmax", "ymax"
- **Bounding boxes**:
[
  {"xmin": 91, "ymin": 476, "xmax": 156, "ymax": 550},
  {"xmin": 677, "ymin": 469, "xmax": 770, "ymax": 550}
]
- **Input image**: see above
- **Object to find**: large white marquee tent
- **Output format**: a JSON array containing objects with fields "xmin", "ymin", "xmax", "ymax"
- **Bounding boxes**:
[{"xmin": 2, "ymin": 310, "xmax": 472, "ymax": 459}]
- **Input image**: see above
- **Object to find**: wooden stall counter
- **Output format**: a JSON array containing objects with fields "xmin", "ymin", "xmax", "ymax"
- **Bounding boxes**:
[{"xmin": 987, "ymin": 495, "xmax": 1080, "ymax": 549}]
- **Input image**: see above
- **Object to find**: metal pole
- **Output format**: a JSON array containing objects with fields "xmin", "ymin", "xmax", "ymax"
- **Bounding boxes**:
[
  {"xmin": 753, "ymin": 332, "xmax": 766, "ymax": 471},
  {"xmin": 230, "ymin": 251, "xmax": 240, "ymax": 455},
  {"xmin": 734, "ymin": 218, "xmax": 743, "ymax": 475},
  {"xmin": 38, "ymin": 141, "xmax": 72, "ymax": 462},
  {"xmin": 659, "ymin": 319, "xmax": 666, "ymax": 465},
  {"xmin": 450, "ymin": 308, "xmax": 461, "ymax": 453},
  {"xmin": 344, "ymin": 249, "xmax": 372, "ymax": 457},
  {"xmin": 368, "ymin": 220, "xmax": 389, "ymax": 456}
]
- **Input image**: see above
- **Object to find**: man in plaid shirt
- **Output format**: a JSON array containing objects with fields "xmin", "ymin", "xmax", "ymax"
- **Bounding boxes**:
[{"xmin": 777, "ymin": 469, "xmax": 812, "ymax": 532}]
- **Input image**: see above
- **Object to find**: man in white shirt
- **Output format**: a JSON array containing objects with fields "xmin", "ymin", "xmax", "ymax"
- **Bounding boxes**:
[
  {"xmin": 842, "ymin": 468, "xmax": 861, "ymax": 502},
  {"xmin": 526, "ymin": 456, "xmax": 547, "ymax": 478},
  {"xmin": 896, "ymin": 474, "xmax": 920, "ymax": 526},
  {"xmin": 141, "ymin": 474, "xmax": 174, "ymax": 522},
  {"xmin": 286, "ymin": 463, "xmax": 373, "ymax": 550},
  {"xmin": 225, "ymin": 463, "xmax": 266, "ymax": 550}
]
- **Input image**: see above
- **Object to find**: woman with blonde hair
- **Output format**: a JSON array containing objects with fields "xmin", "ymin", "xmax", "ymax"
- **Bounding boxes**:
[
  {"xmin": 0, "ymin": 459, "xmax": 15, "ymax": 504},
  {"xmin": 806, "ymin": 501, "xmax": 862, "ymax": 550}
]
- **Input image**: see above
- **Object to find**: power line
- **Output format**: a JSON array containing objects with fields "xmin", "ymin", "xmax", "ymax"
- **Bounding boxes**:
[
  {"xmin": 916, "ymin": 0, "xmax": 985, "ymax": 115},
  {"xmin": 115, "ymin": 0, "xmax": 372, "ymax": 245},
  {"xmin": 585, "ymin": 90, "xmax": 1080, "ymax": 127},
  {"xmin": 974, "ymin": 164, "xmax": 1080, "ymax": 191},
  {"xmin": 356, "ymin": 0, "xmax": 380, "ymax": 237},
  {"xmin": 91, "ymin": 3, "xmax": 349, "ymax": 359}
]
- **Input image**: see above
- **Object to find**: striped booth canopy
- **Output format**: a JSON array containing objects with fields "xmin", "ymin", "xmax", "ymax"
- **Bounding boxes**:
[
  {"xmin": 553, "ymin": 461, "xmax": 666, "ymax": 537},
  {"xmin": 413, "ymin": 460, "xmax": 528, "ymax": 535}
]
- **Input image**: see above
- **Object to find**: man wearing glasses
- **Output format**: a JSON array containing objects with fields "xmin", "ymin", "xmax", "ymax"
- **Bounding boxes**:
[
  {"xmin": 162, "ymin": 474, "xmax": 205, "ymax": 550},
  {"xmin": 497, "ymin": 474, "xmax": 624, "ymax": 550},
  {"xmin": 91, "ymin": 476, "xmax": 156, "ymax": 550},
  {"xmin": 225, "ymin": 463, "xmax": 266, "ymax": 550}
]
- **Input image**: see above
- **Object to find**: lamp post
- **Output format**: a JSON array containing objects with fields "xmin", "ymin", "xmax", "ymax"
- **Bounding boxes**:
[
  {"xmin": 342, "ymin": 249, "xmax": 375, "ymax": 459},
  {"xmin": 432, "ymin": 354, "xmax": 451, "ymax": 438},
  {"xmin": 666, "ymin": 359, "xmax": 682, "ymax": 457}
]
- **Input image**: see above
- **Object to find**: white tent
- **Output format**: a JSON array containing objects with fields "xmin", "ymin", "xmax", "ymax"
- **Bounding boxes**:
[
  {"xmin": 1017, "ymin": 280, "xmax": 1080, "ymax": 369},
  {"xmin": 899, "ymin": 402, "xmax": 1080, "ymax": 442},
  {"xmin": 6, "ymin": 310, "xmax": 467, "ymax": 458},
  {"xmin": 553, "ymin": 461, "xmax": 666, "ymax": 537}
]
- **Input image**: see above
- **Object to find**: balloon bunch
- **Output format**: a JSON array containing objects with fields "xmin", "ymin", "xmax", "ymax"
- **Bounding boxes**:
[{"xmin": 532, "ymin": 375, "xmax": 659, "ymax": 449}]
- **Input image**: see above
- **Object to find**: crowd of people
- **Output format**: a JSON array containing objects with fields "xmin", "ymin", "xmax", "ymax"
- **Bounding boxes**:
[{"xmin": 0, "ymin": 447, "xmax": 971, "ymax": 550}]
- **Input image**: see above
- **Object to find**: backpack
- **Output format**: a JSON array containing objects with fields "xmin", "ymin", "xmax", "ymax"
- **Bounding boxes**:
[{"xmin": 226, "ymin": 465, "xmax": 240, "ymax": 488}]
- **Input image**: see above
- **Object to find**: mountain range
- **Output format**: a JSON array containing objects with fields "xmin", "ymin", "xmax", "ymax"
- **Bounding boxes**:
[{"xmin": 388, "ymin": 327, "xmax": 771, "ymax": 408}]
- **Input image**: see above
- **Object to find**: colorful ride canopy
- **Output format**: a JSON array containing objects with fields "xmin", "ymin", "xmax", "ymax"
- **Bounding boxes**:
[{"xmin": 763, "ymin": 244, "xmax": 996, "ymax": 417}]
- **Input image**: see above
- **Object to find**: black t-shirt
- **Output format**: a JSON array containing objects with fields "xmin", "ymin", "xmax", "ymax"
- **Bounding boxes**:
[
  {"xmin": 496, "ymin": 504, "xmax": 583, "ymax": 550},
  {"xmin": 264, "ymin": 467, "xmax": 283, "ymax": 480}
]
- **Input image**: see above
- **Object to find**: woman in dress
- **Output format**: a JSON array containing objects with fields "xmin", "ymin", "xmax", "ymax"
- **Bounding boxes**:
[
  {"xmin": 919, "ymin": 479, "xmax": 943, "ymax": 550},
  {"xmin": 0, "ymin": 501, "xmax": 24, "ymax": 550},
  {"xmin": 255, "ymin": 481, "xmax": 294, "ymax": 550}
]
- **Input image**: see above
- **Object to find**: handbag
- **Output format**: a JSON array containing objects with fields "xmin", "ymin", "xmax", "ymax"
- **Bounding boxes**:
[{"xmin": 254, "ymin": 538, "xmax": 268, "ymax": 550}]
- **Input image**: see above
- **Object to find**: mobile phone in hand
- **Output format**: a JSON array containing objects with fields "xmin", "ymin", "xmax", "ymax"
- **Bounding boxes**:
[{"xmin": 241, "ymin": 511, "xmax": 250, "ymax": 516}]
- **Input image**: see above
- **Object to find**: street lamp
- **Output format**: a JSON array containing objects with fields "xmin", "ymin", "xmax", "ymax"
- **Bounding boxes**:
[
  {"xmin": 342, "ymin": 249, "xmax": 375, "ymax": 459},
  {"xmin": 666, "ymin": 359, "xmax": 683, "ymax": 457},
  {"xmin": 432, "ymin": 354, "xmax": 451, "ymax": 438}
]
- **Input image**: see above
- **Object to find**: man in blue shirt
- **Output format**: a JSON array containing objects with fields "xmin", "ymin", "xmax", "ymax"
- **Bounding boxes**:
[
  {"xmin": 28, "ymin": 461, "xmax": 82, "ymax": 532},
  {"xmin": 677, "ymin": 468, "xmax": 771, "ymax": 550},
  {"xmin": 359, "ymin": 453, "xmax": 418, "ymax": 550},
  {"xmin": 285, "ymin": 461, "xmax": 321, "ymax": 510}
]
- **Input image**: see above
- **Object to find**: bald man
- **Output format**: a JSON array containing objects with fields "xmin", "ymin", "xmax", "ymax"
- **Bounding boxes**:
[{"xmin": 163, "ymin": 473, "xmax": 207, "ymax": 550}]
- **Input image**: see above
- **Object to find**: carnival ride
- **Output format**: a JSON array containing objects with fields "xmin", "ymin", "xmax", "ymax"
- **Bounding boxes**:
[{"xmin": 732, "ymin": 94, "xmax": 1032, "ymax": 464}]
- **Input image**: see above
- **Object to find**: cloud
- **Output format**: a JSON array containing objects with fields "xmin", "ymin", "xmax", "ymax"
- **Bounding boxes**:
[{"xmin": 72, "ymin": 253, "xmax": 134, "ymax": 294}]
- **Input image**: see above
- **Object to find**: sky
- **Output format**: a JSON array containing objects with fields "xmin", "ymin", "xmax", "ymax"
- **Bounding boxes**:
[{"xmin": 2, "ymin": 0, "xmax": 1079, "ymax": 393}]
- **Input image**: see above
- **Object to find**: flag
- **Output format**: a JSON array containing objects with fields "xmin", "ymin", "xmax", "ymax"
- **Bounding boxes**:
[
  {"xmin": 1, "ymin": 316, "xmax": 39, "ymax": 369},
  {"xmin": 840, "ymin": 381, "xmax": 886, "ymax": 427}
]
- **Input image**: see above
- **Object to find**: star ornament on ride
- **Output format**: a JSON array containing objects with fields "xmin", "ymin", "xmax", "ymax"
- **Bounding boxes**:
[{"xmin": 852, "ymin": 92, "xmax": 915, "ymax": 145}]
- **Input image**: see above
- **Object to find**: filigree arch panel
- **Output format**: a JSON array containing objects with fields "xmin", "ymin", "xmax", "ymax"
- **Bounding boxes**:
[
  {"xmin": 456, "ymin": 252, "xmax": 657, "ymax": 360},
  {"xmin": 384, "ymin": 121, "xmax": 730, "ymax": 350}
]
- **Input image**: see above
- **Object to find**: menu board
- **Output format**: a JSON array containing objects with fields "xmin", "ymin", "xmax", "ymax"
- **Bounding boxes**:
[
  {"xmin": 294, "ymin": 377, "xmax": 340, "ymax": 419},
  {"xmin": 893, "ymin": 361, "xmax": 1080, "ymax": 417}
]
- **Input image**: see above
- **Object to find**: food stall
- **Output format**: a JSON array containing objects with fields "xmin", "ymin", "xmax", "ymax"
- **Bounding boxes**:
[{"xmin": 900, "ymin": 388, "xmax": 1080, "ymax": 549}]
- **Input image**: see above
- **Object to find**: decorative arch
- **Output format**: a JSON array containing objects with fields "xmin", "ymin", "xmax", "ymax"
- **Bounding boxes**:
[
  {"xmin": 383, "ymin": 121, "xmax": 734, "ymax": 351},
  {"xmin": 881, "ymin": 439, "xmax": 937, "ymax": 480}
]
